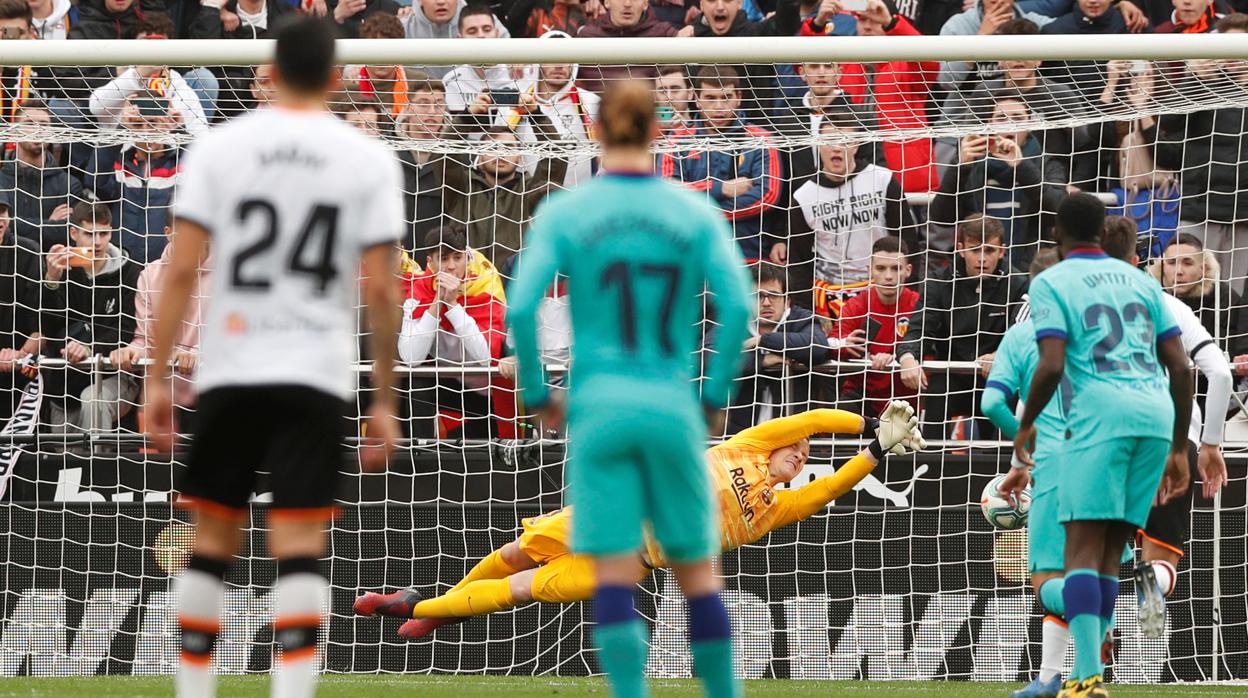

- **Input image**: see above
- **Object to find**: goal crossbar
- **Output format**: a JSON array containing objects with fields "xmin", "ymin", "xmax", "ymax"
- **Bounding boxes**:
[{"xmin": 1, "ymin": 34, "xmax": 1248, "ymax": 67}]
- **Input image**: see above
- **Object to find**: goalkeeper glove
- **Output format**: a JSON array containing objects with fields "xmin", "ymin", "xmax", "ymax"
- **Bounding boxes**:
[{"xmin": 873, "ymin": 400, "xmax": 921, "ymax": 456}]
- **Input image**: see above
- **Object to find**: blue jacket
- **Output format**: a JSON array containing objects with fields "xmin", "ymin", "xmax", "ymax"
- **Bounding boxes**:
[
  {"xmin": 661, "ymin": 118, "xmax": 783, "ymax": 260},
  {"xmin": 91, "ymin": 143, "xmax": 181, "ymax": 264}
]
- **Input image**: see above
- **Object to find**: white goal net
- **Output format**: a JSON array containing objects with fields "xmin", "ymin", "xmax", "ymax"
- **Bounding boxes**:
[{"xmin": 0, "ymin": 34, "xmax": 1244, "ymax": 684}]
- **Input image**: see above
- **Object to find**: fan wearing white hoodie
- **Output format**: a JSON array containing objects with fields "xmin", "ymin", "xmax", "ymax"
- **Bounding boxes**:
[
  {"xmin": 30, "ymin": 0, "xmax": 72, "ymax": 40},
  {"xmin": 517, "ymin": 41, "xmax": 599, "ymax": 187}
]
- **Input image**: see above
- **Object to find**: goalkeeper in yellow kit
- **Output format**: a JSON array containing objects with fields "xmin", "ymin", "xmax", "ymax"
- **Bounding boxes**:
[{"xmin": 354, "ymin": 403, "xmax": 925, "ymax": 638}]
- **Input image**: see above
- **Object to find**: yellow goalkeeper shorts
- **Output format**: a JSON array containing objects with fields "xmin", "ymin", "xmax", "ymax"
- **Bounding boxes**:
[{"xmin": 518, "ymin": 507, "xmax": 574, "ymax": 564}]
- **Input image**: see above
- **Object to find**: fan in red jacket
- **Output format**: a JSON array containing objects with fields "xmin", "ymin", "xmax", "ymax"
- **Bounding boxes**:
[
  {"xmin": 800, "ymin": 0, "xmax": 939, "ymax": 193},
  {"xmin": 828, "ymin": 236, "xmax": 921, "ymax": 414}
]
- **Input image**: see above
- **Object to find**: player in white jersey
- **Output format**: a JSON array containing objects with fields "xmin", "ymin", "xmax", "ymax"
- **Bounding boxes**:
[
  {"xmin": 143, "ymin": 18, "xmax": 404, "ymax": 698},
  {"xmin": 1101, "ymin": 218, "xmax": 1229, "ymax": 639}
]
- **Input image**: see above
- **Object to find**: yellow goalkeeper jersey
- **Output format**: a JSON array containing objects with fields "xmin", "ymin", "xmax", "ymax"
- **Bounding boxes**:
[{"xmin": 643, "ymin": 409, "xmax": 879, "ymax": 566}]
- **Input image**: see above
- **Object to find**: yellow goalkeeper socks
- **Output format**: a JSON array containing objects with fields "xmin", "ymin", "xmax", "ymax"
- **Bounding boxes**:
[
  {"xmin": 449, "ymin": 549, "xmax": 520, "ymax": 593},
  {"xmin": 412, "ymin": 578, "xmax": 515, "ymax": 618}
]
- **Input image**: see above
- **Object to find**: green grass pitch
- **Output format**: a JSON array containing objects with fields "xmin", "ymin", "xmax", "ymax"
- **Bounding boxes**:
[{"xmin": 0, "ymin": 675, "xmax": 1244, "ymax": 697}]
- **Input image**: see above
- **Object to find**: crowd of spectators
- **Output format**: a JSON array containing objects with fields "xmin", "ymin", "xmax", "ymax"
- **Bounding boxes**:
[{"xmin": 0, "ymin": 0, "xmax": 1246, "ymax": 443}]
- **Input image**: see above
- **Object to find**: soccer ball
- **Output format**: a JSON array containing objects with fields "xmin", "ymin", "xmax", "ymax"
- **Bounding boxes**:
[{"xmin": 981, "ymin": 474, "xmax": 1031, "ymax": 530}]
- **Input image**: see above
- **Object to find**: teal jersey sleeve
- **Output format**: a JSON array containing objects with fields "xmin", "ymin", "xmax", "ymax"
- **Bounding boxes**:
[
  {"xmin": 699, "ymin": 209, "xmax": 752, "ymax": 410},
  {"xmin": 1028, "ymin": 273, "xmax": 1069, "ymax": 343},
  {"xmin": 983, "ymin": 322, "xmax": 1031, "ymax": 438},
  {"xmin": 508, "ymin": 200, "xmax": 563, "ymax": 408}
]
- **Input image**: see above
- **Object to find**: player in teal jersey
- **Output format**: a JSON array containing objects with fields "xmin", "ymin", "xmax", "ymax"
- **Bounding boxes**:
[
  {"xmin": 984, "ymin": 249, "xmax": 1074, "ymax": 698},
  {"xmin": 509, "ymin": 80, "xmax": 752, "ymax": 698},
  {"xmin": 1010, "ymin": 194, "xmax": 1191, "ymax": 698}
]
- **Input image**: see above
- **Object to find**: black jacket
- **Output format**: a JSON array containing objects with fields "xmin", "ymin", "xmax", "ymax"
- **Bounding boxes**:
[
  {"xmin": 325, "ymin": 0, "xmax": 401, "ymax": 37},
  {"xmin": 1154, "ymin": 83, "xmax": 1248, "ymax": 224},
  {"xmin": 41, "ymin": 245, "xmax": 140, "ymax": 358},
  {"xmin": 0, "ymin": 230, "xmax": 46, "ymax": 352},
  {"xmin": 0, "ymin": 155, "xmax": 85, "ymax": 251},
  {"xmin": 897, "ymin": 256, "xmax": 1028, "ymax": 363}
]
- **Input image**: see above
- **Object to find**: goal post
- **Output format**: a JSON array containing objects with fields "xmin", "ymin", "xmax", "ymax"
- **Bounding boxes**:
[{"xmin": 0, "ymin": 35, "xmax": 1242, "ymax": 684}]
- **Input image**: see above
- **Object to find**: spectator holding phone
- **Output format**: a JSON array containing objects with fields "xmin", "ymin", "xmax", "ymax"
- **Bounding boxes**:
[
  {"xmin": 89, "ymin": 90, "xmax": 184, "ymax": 264},
  {"xmin": 442, "ymin": 5, "xmax": 529, "ymax": 119},
  {"xmin": 929, "ymin": 97, "xmax": 1067, "ymax": 267}
]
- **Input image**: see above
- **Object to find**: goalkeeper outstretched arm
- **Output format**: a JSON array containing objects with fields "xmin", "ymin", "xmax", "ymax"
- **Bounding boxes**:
[{"xmin": 752, "ymin": 402, "xmax": 924, "ymax": 536}]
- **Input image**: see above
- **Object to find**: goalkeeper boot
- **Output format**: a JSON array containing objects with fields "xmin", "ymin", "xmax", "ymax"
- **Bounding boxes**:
[
  {"xmin": 1010, "ymin": 675, "xmax": 1063, "ymax": 698},
  {"xmin": 1055, "ymin": 678, "xmax": 1085, "ymax": 698},
  {"xmin": 353, "ymin": 589, "xmax": 423, "ymax": 618},
  {"xmin": 1078, "ymin": 675, "xmax": 1109, "ymax": 697},
  {"xmin": 1134, "ymin": 563, "xmax": 1166, "ymax": 639},
  {"xmin": 399, "ymin": 617, "xmax": 466, "ymax": 639}
]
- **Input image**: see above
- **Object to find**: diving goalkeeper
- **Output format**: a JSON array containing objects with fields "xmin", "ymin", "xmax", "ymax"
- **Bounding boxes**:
[{"xmin": 355, "ymin": 403, "xmax": 926, "ymax": 639}]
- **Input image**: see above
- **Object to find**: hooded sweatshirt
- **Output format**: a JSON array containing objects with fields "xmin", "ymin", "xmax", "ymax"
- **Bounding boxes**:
[
  {"xmin": 129, "ymin": 242, "xmax": 206, "ymax": 407},
  {"xmin": 403, "ymin": 0, "xmax": 512, "ymax": 78},
  {"xmin": 518, "ymin": 48, "xmax": 600, "ymax": 187},
  {"xmin": 31, "ymin": 0, "xmax": 74, "ymax": 41},
  {"xmin": 42, "ymin": 243, "xmax": 140, "ymax": 359}
]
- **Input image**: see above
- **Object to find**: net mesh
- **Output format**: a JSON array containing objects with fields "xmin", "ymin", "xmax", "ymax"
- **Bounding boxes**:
[{"xmin": 0, "ymin": 51, "xmax": 1244, "ymax": 683}]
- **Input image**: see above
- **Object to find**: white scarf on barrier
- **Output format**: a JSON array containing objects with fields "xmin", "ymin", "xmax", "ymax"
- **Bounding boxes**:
[{"xmin": 0, "ymin": 372, "xmax": 44, "ymax": 499}]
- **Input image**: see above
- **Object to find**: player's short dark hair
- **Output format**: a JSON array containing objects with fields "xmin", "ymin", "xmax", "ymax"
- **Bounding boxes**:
[
  {"xmin": 136, "ymin": 12, "xmax": 176, "ymax": 38},
  {"xmin": 273, "ymin": 16, "xmax": 338, "ymax": 94},
  {"xmin": 873, "ymin": 235, "xmax": 909, "ymax": 257},
  {"xmin": 957, "ymin": 213, "xmax": 1005, "ymax": 247},
  {"xmin": 1029, "ymin": 247, "xmax": 1060, "ymax": 278},
  {"xmin": 754, "ymin": 262, "xmax": 787, "ymax": 294},
  {"xmin": 360, "ymin": 11, "xmax": 404, "ymax": 39},
  {"xmin": 423, "ymin": 225, "xmax": 468, "ymax": 258},
  {"xmin": 1103, "ymin": 215, "xmax": 1138, "ymax": 263},
  {"xmin": 0, "ymin": 0, "xmax": 31, "ymax": 26},
  {"xmin": 1055, "ymin": 192, "xmax": 1106, "ymax": 245},
  {"xmin": 694, "ymin": 65, "xmax": 740, "ymax": 92},
  {"xmin": 458, "ymin": 3, "xmax": 495, "ymax": 30},
  {"xmin": 1217, "ymin": 12, "xmax": 1248, "ymax": 32},
  {"xmin": 71, "ymin": 201, "xmax": 112, "ymax": 227},
  {"xmin": 1166, "ymin": 232, "xmax": 1204, "ymax": 252}
]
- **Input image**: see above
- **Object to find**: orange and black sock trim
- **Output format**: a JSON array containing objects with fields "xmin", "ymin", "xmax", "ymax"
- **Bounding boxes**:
[
  {"xmin": 179, "ymin": 555, "xmax": 228, "ymax": 666},
  {"xmin": 274, "ymin": 557, "xmax": 323, "ymax": 663}
]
